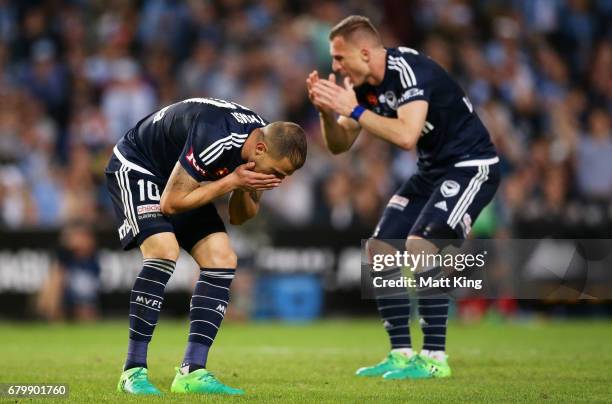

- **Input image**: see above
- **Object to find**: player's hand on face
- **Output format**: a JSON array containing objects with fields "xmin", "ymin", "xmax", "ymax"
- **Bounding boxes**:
[
  {"xmin": 231, "ymin": 162, "xmax": 282, "ymax": 192},
  {"xmin": 312, "ymin": 75, "xmax": 358, "ymax": 117}
]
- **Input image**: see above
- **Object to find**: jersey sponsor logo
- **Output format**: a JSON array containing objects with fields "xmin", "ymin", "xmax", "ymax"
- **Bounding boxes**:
[
  {"xmin": 136, "ymin": 294, "xmax": 162, "ymax": 309},
  {"xmin": 137, "ymin": 204, "xmax": 161, "ymax": 215},
  {"xmin": 388, "ymin": 195, "xmax": 409, "ymax": 210},
  {"xmin": 185, "ymin": 147, "xmax": 208, "ymax": 177},
  {"xmin": 434, "ymin": 200, "xmax": 448, "ymax": 212},
  {"xmin": 118, "ymin": 219, "xmax": 132, "ymax": 239},
  {"xmin": 440, "ymin": 180, "xmax": 460, "ymax": 198},
  {"xmin": 399, "ymin": 88, "xmax": 424, "ymax": 103},
  {"xmin": 215, "ymin": 304, "xmax": 226, "ymax": 313}
]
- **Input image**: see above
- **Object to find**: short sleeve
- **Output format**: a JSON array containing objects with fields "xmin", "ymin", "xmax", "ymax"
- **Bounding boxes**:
[
  {"xmin": 179, "ymin": 121, "xmax": 212, "ymax": 182},
  {"xmin": 393, "ymin": 57, "xmax": 432, "ymax": 107}
]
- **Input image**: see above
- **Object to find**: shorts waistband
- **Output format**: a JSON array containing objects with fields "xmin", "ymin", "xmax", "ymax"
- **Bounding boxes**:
[{"xmin": 113, "ymin": 145, "xmax": 155, "ymax": 176}]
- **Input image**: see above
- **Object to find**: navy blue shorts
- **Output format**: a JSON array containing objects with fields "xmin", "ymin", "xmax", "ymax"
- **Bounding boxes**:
[
  {"xmin": 373, "ymin": 161, "xmax": 500, "ymax": 246},
  {"xmin": 105, "ymin": 155, "xmax": 226, "ymax": 251}
]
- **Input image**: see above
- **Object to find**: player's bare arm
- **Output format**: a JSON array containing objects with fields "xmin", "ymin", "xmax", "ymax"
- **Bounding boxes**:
[
  {"xmin": 228, "ymin": 188, "xmax": 261, "ymax": 225},
  {"xmin": 312, "ymin": 77, "xmax": 428, "ymax": 150},
  {"xmin": 160, "ymin": 162, "xmax": 280, "ymax": 216},
  {"xmin": 229, "ymin": 161, "xmax": 272, "ymax": 224},
  {"xmin": 307, "ymin": 71, "xmax": 361, "ymax": 154}
]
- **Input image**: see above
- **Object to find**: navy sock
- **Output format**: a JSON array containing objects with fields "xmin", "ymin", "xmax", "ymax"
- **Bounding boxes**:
[
  {"xmin": 182, "ymin": 268, "xmax": 234, "ymax": 370},
  {"xmin": 418, "ymin": 297, "xmax": 449, "ymax": 351},
  {"xmin": 124, "ymin": 258, "xmax": 175, "ymax": 370},
  {"xmin": 417, "ymin": 266, "xmax": 449, "ymax": 351},
  {"xmin": 372, "ymin": 267, "xmax": 411, "ymax": 349}
]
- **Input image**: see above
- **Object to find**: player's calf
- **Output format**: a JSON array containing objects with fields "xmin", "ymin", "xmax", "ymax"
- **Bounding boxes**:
[
  {"xmin": 405, "ymin": 236, "xmax": 451, "ymax": 370},
  {"xmin": 356, "ymin": 239, "xmax": 414, "ymax": 377},
  {"xmin": 181, "ymin": 267, "xmax": 235, "ymax": 373},
  {"xmin": 124, "ymin": 233, "xmax": 179, "ymax": 372},
  {"xmin": 172, "ymin": 233, "xmax": 244, "ymax": 393},
  {"xmin": 169, "ymin": 267, "xmax": 244, "ymax": 395}
]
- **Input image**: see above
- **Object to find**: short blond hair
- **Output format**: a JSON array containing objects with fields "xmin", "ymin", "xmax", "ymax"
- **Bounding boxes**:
[
  {"xmin": 329, "ymin": 15, "xmax": 381, "ymax": 43},
  {"xmin": 264, "ymin": 122, "xmax": 307, "ymax": 170}
]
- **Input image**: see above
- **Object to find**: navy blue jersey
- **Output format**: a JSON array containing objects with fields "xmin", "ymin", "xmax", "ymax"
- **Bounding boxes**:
[
  {"xmin": 110, "ymin": 98, "xmax": 267, "ymax": 183},
  {"xmin": 355, "ymin": 47, "xmax": 497, "ymax": 171}
]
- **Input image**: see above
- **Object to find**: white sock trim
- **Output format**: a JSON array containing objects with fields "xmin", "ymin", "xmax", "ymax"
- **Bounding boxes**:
[
  {"xmin": 421, "ymin": 349, "xmax": 447, "ymax": 362},
  {"xmin": 391, "ymin": 348, "xmax": 414, "ymax": 358}
]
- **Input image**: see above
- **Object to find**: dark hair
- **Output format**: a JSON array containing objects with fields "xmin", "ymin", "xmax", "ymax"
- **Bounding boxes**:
[
  {"xmin": 264, "ymin": 122, "xmax": 307, "ymax": 169},
  {"xmin": 329, "ymin": 15, "xmax": 380, "ymax": 43}
]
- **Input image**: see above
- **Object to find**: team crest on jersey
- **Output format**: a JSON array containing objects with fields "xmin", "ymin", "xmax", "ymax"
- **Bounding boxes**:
[
  {"xmin": 378, "ymin": 91, "xmax": 398, "ymax": 110},
  {"xmin": 440, "ymin": 180, "xmax": 460, "ymax": 198}
]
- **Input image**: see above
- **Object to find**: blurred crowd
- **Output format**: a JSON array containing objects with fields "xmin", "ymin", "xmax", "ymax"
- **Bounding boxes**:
[{"xmin": 0, "ymin": 0, "xmax": 611, "ymax": 237}]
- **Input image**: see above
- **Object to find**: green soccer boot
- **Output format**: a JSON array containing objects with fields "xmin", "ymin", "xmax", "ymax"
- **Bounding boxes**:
[
  {"xmin": 355, "ymin": 351, "xmax": 413, "ymax": 377},
  {"xmin": 170, "ymin": 368, "xmax": 244, "ymax": 395},
  {"xmin": 117, "ymin": 367, "xmax": 162, "ymax": 395},
  {"xmin": 383, "ymin": 354, "xmax": 451, "ymax": 379}
]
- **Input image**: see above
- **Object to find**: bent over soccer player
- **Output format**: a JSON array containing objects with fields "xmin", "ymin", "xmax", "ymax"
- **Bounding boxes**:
[
  {"xmin": 106, "ymin": 97, "xmax": 307, "ymax": 395},
  {"xmin": 307, "ymin": 16, "xmax": 500, "ymax": 380}
]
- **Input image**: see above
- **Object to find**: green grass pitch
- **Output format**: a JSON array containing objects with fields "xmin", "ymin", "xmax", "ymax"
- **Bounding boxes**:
[{"xmin": 0, "ymin": 319, "xmax": 611, "ymax": 403}]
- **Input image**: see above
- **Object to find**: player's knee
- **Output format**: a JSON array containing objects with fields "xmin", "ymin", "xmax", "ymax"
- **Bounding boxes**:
[
  {"xmin": 144, "ymin": 245, "xmax": 180, "ymax": 262},
  {"xmin": 405, "ymin": 236, "xmax": 438, "ymax": 255},
  {"xmin": 366, "ymin": 238, "xmax": 396, "ymax": 259},
  {"xmin": 365, "ymin": 238, "xmax": 378, "ymax": 261},
  {"xmin": 206, "ymin": 250, "xmax": 238, "ymax": 269},
  {"xmin": 404, "ymin": 236, "xmax": 440, "ymax": 274},
  {"xmin": 366, "ymin": 238, "xmax": 401, "ymax": 272},
  {"xmin": 140, "ymin": 233, "xmax": 180, "ymax": 261}
]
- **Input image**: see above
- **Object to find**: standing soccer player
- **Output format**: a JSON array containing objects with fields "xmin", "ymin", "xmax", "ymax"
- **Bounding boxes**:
[
  {"xmin": 106, "ymin": 97, "xmax": 307, "ymax": 395},
  {"xmin": 307, "ymin": 16, "xmax": 499, "ymax": 379}
]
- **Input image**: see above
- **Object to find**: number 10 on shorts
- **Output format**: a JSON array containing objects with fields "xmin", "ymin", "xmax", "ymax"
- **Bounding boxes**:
[{"xmin": 137, "ymin": 179, "xmax": 161, "ymax": 201}]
